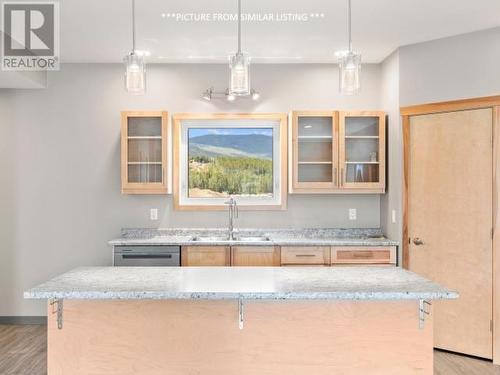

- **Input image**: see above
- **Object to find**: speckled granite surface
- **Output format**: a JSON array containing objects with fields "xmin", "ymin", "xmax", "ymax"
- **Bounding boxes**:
[
  {"xmin": 24, "ymin": 266, "xmax": 456, "ymax": 301},
  {"xmin": 108, "ymin": 228, "xmax": 399, "ymax": 247}
]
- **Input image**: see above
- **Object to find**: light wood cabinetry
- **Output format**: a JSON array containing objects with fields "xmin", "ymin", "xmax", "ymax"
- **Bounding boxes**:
[
  {"xmin": 281, "ymin": 246, "xmax": 330, "ymax": 266},
  {"xmin": 48, "ymin": 300, "xmax": 433, "ymax": 375},
  {"xmin": 181, "ymin": 246, "xmax": 230, "ymax": 266},
  {"xmin": 291, "ymin": 111, "xmax": 339, "ymax": 193},
  {"xmin": 231, "ymin": 246, "xmax": 280, "ymax": 266},
  {"xmin": 331, "ymin": 246, "xmax": 396, "ymax": 265},
  {"xmin": 182, "ymin": 245, "xmax": 396, "ymax": 267},
  {"xmin": 339, "ymin": 111, "xmax": 386, "ymax": 192},
  {"xmin": 121, "ymin": 111, "xmax": 169, "ymax": 194},
  {"xmin": 290, "ymin": 110, "xmax": 385, "ymax": 193}
]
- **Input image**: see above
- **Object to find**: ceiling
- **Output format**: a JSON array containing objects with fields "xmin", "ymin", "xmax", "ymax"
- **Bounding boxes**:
[{"xmin": 60, "ymin": 0, "xmax": 500, "ymax": 64}]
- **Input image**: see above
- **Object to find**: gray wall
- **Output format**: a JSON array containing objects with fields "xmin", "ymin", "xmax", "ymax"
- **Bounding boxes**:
[
  {"xmin": 1, "ymin": 63, "xmax": 383, "ymax": 316},
  {"xmin": 399, "ymin": 27, "xmax": 500, "ymax": 106},
  {"xmin": 379, "ymin": 26, "xmax": 500, "ymax": 257},
  {"xmin": 380, "ymin": 51, "xmax": 402, "ymax": 245}
]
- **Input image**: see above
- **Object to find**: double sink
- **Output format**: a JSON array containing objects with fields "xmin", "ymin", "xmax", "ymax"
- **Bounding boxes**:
[{"xmin": 190, "ymin": 235, "xmax": 271, "ymax": 243}]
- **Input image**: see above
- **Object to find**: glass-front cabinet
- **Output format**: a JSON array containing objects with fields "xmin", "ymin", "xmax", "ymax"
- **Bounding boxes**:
[
  {"xmin": 339, "ymin": 111, "xmax": 385, "ymax": 191},
  {"xmin": 291, "ymin": 112, "xmax": 338, "ymax": 192},
  {"xmin": 121, "ymin": 111, "xmax": 168, "ymax": 194},
  {"xmin": 291, "ymin": 110, "xmax": 385, "ymax": 193}
]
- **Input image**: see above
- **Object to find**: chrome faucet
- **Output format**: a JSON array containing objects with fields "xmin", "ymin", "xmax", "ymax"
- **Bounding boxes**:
[{"xmin": 224, "ymin": 196, "xmax": 238, "ymax": 240}]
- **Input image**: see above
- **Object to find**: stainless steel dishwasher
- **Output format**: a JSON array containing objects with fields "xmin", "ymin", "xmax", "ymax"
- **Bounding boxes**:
[{"xmin": 113, "ymin": 246, "xmax": 180, "ymax": 266}]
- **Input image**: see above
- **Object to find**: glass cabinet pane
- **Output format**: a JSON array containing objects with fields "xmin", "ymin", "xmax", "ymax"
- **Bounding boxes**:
[
  {"xmin": 345, "ymin": 116, "xmax": 379, "ymax": 136},
  {"xmin": 298, "ymin": 164, "xmax": 332, "ymax": 182},
  {"xmin": 345, "ymin": 164, "xmax": 379, "ymax": 183},
  {"xmin": 127, "ymin": 117, "xmax": 162, "ymax": 137},
  {"xmin": 343, "ymin": 116, "xmax": 381, "ymax": 184},
  {"xmin": 296, "ymin": 115, "xmax": 334, "ymax": 184},
  {"xmin": 345, "ymin": 138, "xmax": 379, "ymax": 162},
  {"xmin": 128, "ymin": 139, "xmax": 162, "ymax": 163},
  {"xmin": 128, "ymin": 164, "xmax": 162, "ymax": 183},
  {"xmin": 298, "ymin": 116, "xmax": 332, "ymax": 137},
  {"xmin": 127, "ymin": 116, "xmax": 163, "ymax": 184}
]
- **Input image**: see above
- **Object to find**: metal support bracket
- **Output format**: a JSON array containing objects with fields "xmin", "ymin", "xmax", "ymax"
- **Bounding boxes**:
[
  {"xmin": 419, "ymin": 299, "xmax": 431, "ymax": 329},
  {"xmin": 50, "ymin": 298, "xmax": 64, "ymax": 330},
  {"xmin": 238, "ymin": 299, "xmax": 244, "ymax": 330}
]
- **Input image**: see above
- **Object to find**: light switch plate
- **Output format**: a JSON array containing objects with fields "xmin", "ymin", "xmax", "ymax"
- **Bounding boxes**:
[
  {"xmin": 349, "ymin": 208, "xmax": 357, "ymax": 221},
  {"xmin": 150, "ymin": 208, "xmax": 158, "ymax": 221},
  {"xmin": 391, "ymin": 210, "xmax": 397, "ymax": 224}
]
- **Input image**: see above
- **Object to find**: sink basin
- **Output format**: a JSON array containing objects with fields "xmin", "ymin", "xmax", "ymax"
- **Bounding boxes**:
[
  {"xmin": 234, "ymin": 236, "xmax": 271, "ymax": 242},
  {"xmin": 190, "ymin": 236, "xmax": 230, "ymax": 242},
  {"xmin": 189, "ymin": 235, "xmax": 271, "ymax": 242}
]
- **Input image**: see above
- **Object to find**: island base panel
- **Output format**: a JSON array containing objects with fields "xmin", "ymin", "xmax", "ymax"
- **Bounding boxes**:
[{"xmin": 48, "ymin": 300, "xmax": 433, "ymax": 375}]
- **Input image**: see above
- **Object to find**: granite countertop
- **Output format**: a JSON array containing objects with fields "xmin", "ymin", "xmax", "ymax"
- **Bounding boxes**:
[
  {"xmin": 24, "ymin": 266, "xmax": 457, "ymax": 301},
  {"xmin": 108, "ymin": 228, "xmax": 399, "ymax": 247}
]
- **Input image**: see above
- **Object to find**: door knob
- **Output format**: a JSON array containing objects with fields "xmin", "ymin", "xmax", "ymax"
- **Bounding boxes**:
[{"xmin": 412, "ymin": 238, "xmax": 424, "ymax": 246}]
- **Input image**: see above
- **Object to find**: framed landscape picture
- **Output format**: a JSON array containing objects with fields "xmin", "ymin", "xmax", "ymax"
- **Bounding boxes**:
[{"xmin": 173, "ymin": 113, "xmax": 288, "ymax": 210}]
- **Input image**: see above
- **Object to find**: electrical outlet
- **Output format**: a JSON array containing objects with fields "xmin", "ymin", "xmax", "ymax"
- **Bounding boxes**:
[
  {"xmin": 391, "ymin": 210, "xmax": 397, "ymax": 224},
  {"xmin": 349, "ymin": 208, "xmax": 357, "ymax": 221},
  {"xmin": 150, "ymin": 208, "xmax": 158, "ymax": 221}
]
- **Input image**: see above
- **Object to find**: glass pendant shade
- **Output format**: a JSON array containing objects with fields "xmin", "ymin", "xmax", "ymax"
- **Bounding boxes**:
[
  {"xmin": 338, "ymin": 51, "xmax": 361, "ymax": 95},
  {"xmin": 229, "ymin": 52, "xmax": 250, "ymax": 95},
  {"xmin": 124, "ymin": 53, "xmax": 146, "ymax": 94}
]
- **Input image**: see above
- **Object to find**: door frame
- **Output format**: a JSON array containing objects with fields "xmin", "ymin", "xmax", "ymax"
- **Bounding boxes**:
[{"xmin": 400, "ymin": 95, "xmax": 500, "ymax": 364}]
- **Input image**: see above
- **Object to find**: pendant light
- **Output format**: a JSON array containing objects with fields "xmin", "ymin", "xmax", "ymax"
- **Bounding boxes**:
[
  {"xmin": 337, "ymin": 0, "xmax": 361, "ymax": 95},
  {"xmin": 229, "ymin": 0, "xmax": 250, "ymax": 96},
  {"xmin": 201, "ymin": 0, "xmax": 259, "ymax": 102},
  {"xmin": 124, "ymin": 0, "xmax": 146, "ymax": 94}
]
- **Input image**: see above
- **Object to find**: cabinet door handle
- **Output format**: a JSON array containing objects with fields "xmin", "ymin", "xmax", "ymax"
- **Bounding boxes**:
[
  {"xmin": 352, "ymin": 252, "xmax": 374, "ymax": 258},
  {"xmin": 295, "ymin": 254, "xmax": 316, "ymax": 257},
  {"xmin": 334, "ymin": 167, "xmax": 337, "ymax": 186},
  {"xmin": 341, "ymin": 168, "xmax": 344, "ymax": 186}
]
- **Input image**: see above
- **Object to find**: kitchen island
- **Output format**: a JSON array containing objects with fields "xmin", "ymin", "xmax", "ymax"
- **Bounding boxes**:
[{"xmin": 25, "ymin": 266, "xmax": 457, "ymax": 375}]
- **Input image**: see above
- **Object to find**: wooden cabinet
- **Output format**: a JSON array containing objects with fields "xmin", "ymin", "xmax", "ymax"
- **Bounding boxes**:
[
  {"xmin": 181, "ymin": 246, "xmax": 230, "ymax": 266},
  {"xmin": 281, "ymin": 246, "xmax": 330, "ymax": 266},
  {"xmin": 331, "ymin": 246, "xmax": 396, "ymax": 265},
  {"xmin": 181, "ymin": 245, "xmax": 396, "ymax": 267},
  {"xmin": 231, "ymin": 246, "xmax": 280, "ymax": 266},
  {"xmin": 339, "ymin": 111, "xmax": 385, "ymax": 192},
  {"xmin": 290, "ymin": 110, "xmax": 385, "ymax": 193},
  {"xmin": 121, "ymin": 111, "xmax": 169, "ymax": 194},
  {"xmin": 291, "ymin": 111, "xmax": 339, "ymax": 193}
]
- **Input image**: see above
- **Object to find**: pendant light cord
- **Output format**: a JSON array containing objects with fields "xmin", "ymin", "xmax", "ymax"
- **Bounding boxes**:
[
  {"xmin": 237, "ymin": 0, "xmax": 241, "ymax": 54},
  {"xmin": 132, "ymin": 0, "xmax": 136, "ymax": 52},
  {"xmin": 348, "ymin": 0, "xmax": 352, "ymax": 51}
]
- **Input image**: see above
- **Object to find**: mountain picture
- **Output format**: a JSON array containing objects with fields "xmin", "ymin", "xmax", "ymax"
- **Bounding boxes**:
[{"xmin": 188, "ymin": 128, "xmax": 274, "ymax": 198}]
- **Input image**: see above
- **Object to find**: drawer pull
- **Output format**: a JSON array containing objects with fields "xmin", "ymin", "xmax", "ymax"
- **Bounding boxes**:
[
  {"xmin": 295, "ymin": 254, "xmax": 317, "ymax": 257},
  {"xmin": 352, "ymin": 252, "xmax": 374, "ymax": 258}
]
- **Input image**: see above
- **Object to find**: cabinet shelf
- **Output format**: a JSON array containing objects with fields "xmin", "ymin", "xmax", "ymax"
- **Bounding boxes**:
[
  {"xmin": 297, "ymin": 136, "xmax": 333, "ymax": 143},
  {"xmin": 298, "ymin": 161, "xmax": 333, "ymax": 165},
  {"xmin": 345, "ymin": 136, "xmax": 379, "ymax": 139},
  {"xmin": 345, "ymin": 161, "xmax": 379, "ymax": 164},
  {"xmin": 127, "ymin": 136, "xmax": 162, "ymax": 140},
  {"xmin": 127, "ymin": 162, "xmax": 163, "ymax": 165}
]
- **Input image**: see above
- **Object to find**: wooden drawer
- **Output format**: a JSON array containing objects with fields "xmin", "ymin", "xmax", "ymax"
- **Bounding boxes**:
[
  {"xmin": 181, "ymin": 246, "xmax": 230, "ymax": 266},
  {"xmin": 232, "ymin": 246, "xmax": 280, "ymax": 266},
  {"xmin": 281, "ymin": 247, "xmax": 330, "ymax": 265},
  {"xmin": 331, "ymin": 247, "xmax": 396, "ymax": 265}
]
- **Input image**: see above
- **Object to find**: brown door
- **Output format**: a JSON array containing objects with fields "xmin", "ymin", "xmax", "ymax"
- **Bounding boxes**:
[{"xmin": 408, "ymin": 108, "xmax": 493, "ymax": 358}]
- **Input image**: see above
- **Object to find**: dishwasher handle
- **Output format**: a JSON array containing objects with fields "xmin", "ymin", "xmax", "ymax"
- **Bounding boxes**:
[{"xmin": 121, "ymin": 254, "xmax": 173, "ymax": 259}]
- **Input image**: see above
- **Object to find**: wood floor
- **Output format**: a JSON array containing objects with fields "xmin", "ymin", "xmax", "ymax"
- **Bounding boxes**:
[{"xmin": 0, "ymin": 324, "xmax": 499, "ymax": 374}]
